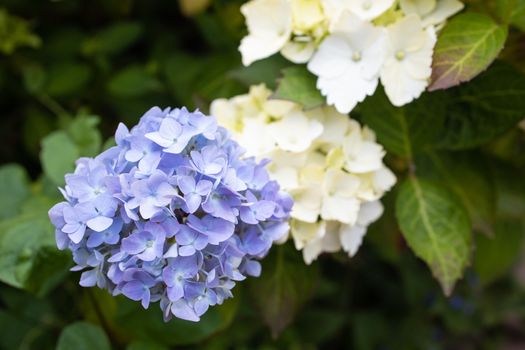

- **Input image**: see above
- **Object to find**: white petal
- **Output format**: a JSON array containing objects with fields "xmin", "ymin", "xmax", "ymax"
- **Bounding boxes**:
[
  {"xmin": 210, "ymin": 99, "xmax": 239, "ymax": 132},
  {"xmin": 267, "ymin": 111, "xmax": 323, "ymax": 152},
  {"xmin": 321, "ymin": 195, "xmax": 360, "ymax": 224},
  {"xmin": 339, "ymin": 223, "xmax": 367, "ymax": 256},
  {"xmin": 302, "ymin": 239, "xmax": 323, "ymax": 264},
  {"xmin": 318, "ymin": 67, "xmax": 379, "ymax": 114},
  {"xmin": 356, "ymin": 200, "xmax": 384, "ymax": 226},
  {"xmin": 309, "ymin": 107, "xmax": 349, "ymax": 147},
  {"xmin": 373, "ymin": 166, "xmax": 397, "ymax": 192},
  {"xmin": 345, "ymin": 0, "xmax": 396, "ymax": 21},
  {"xmin": 421, "ymin": 0, "xmax": 464, "ymax": 28},
  {"xmin": 239, "ymin": 0, "xmax": 293, "ymax": 65},
  {"xmin": 345, "ymin": 140, "xmax": 385, "ymax": 173},
  {"xmin": 291, "ymin": 185, "xmax": 323, "ymax": 222},
  {"xmin": 320, "ymin": 221, "xmax": 342, "ymax": 252},
  {"xmin": 308, "ymin": 35, "xmax": 352, "ymax": 78},
  {"xmin": 291, "ymin": 219, "xmax": 326, "ymax": 250},
  {"xmin": 323, "ymin": 168, "xmax": 360, "ymax": 198}
]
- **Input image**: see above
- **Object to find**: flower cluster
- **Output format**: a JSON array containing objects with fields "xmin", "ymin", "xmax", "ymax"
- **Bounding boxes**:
[
  {"xmin": 211, "ymin": 85, "xmax": 396, "ymax": 264},
  {"xmin": 239, "ymin": 0, "xmax": 463, "ymax": 112},
  {"xmin": 48, "ymin": 107, "xmax": 292, "ymax": 321}
]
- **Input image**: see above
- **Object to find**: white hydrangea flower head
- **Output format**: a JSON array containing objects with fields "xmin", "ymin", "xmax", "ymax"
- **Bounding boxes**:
[
  {"xmin": 380, "ymin": 15, "xmax": 437, "ymax": 106},
  {"xmin": 308, "ymin": 11, "xmax": 387, "ymax": 114},
  {"xmin": 238, "ymin": 0, "xmax": 464, "ymax": 111},
  {"xmin": 211, "ymin": 85, "xmax": 396, "ymax": 264}
]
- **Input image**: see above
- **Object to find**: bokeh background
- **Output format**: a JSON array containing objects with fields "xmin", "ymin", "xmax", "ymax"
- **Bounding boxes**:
[{"xmin": 1, "ymin": 0, "xmax": 525, "ymax": 349}]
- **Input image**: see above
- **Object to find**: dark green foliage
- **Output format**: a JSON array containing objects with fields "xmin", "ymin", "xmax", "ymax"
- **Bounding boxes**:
[{"xmin": 0, "ymin": 0, "xmax": 525, "ymax": 349}]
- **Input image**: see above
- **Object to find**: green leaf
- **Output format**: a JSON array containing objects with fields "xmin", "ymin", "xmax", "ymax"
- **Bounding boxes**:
[
  {"xmin": 360, "ymin": 88, "xmax": 447, "ymax": 158},
  {"xmin": 228, "ymin": 55, "xmax": 289, "ymax": 90},
  {"xmin": 83, "ymin": 21, "xmax": 142, "ymax": 56},
  {"xmin": 510, "ymin": 1, "xmax": 525, "ymax": 30},
  {"xmin": 429, "ymin": 13, "xmax": 508, "ymax": 91},
  {"xmin": 56, "ymin": 322, "xmax": 111, "ymax": 350},
  {"xmin": 0, "ymin": 188, "xmax": 69, "ymax": 292},
  {"xmin": 0, "ymin": 9, "xmax": 41, "ymax": 54},
  {"xmin": 67, "ymin": 115, "xmax": 102, "ymax": 157},
  {"xmin": 45, "ymin": 62, "xmax": 92, "ymax": 97},
  {"xmin": 474, "ymin": 219, "xmax": 524, "ymax": 285},
  {"xmin": 415, "ymin": 152, "xmax": 496, "ymax": 235},
  {"xmin": 436, "ymin": 62, "xmax": 525, "ymax": 149},
  {"xmin": 40, "ymin": 131, "xmax": 79, "ymax": 186},
  {"xmin": 25, "ymin": 246, "xmax": 71, "ymax": 296},
  {"xmin": 108, "ymin": 65, "xmax": 161, "ymax": 97},
  {"xmin": 395, "ymin": 177, "xmax": 472, "ymax": 295},
  {"xmin": 21, "ymin": 64, "xmax": 46, "ymax": 94},
  {"xmin": 0, "ymin": 164, "xmax": 30, "ymax": 220},
  {"xmin": 273, "ymin": 66, "xmax": 325, "ymax": 110},
  {"xmin": 249, "ymin": 244, "xmax": 318, "ymax": 338}
]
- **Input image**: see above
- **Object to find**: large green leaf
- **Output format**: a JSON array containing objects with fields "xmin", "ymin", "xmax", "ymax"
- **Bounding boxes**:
[
  {"xmin": 249, "ymin": 244, "xmax": 318, "ymax": 337},
  {"xmin": 40, "ymin": 131, "xmax": 79, "ymax": 186},
  {"xmin": 436, "ymin": 62, "xmax": 525, "ymax": 149},
  {"xmin": 429, "ymin": 13, "xmax": 508, "ymax": 91},
  {"xmin": 415, "ymin": 152, "xmax": 496, "ymax": 235},
  {"xmin": 0, "ymin": 164, "xmax": 30, "ymax": 220},
  {"xmin": 56, "ymin": 322, "xmax": 111, "ymax": 350},
  {"xmin": 360, "ymin": 88, "xmax": 447, "ymax": 158},
  {"xmin": 395, "ymin": 177, "xmax": 472, "ymax": 295},
  {"xmin": 273, "ymin": 66, "xmax": 325, "ymax": 110}
]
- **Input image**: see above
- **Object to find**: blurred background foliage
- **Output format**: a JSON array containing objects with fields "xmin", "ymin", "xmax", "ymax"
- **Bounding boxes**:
[{"xmin": 0, "ymin": 0, "xmax": 525, "ymax": 349}]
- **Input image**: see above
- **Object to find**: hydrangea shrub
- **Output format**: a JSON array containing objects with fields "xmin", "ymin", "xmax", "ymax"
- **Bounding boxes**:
[{"xmin": 48, "ymin": 107, "xmax": 292, "ymax": 321}]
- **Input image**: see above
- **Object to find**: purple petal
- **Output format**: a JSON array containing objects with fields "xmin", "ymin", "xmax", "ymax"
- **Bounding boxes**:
[
  {"xmin": 122, "ymin": 280, "xmax": 146, "ymax": 301},
  {"xmin": 79, "ymin": 269, "xmax": 98, "ymax": 287},
  {"xmin": 171, "ymin": 300, "xmax": 199, "ymax": 322}
]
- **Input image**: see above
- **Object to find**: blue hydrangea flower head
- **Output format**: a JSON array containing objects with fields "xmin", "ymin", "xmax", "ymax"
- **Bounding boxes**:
[{"xmin": 49, "ymin": 107, "xmax": 292, "ymax": 321}]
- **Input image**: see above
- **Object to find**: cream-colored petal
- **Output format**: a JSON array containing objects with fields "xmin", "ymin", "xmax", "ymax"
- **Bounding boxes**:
[
  {"xmin": 281, "ymin": 40, "xmax": 316, "ymax": 63},
  {"xmin": 400, "ymin": 0, "xmax": 437, "ymax": 17},
  {"xmin": 291, "ymin": 0, "xmax": 325, "ymax": 31},
  {"xmin": 291, "ymin": 219, "xmax": 326, "ymax": 250}
]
